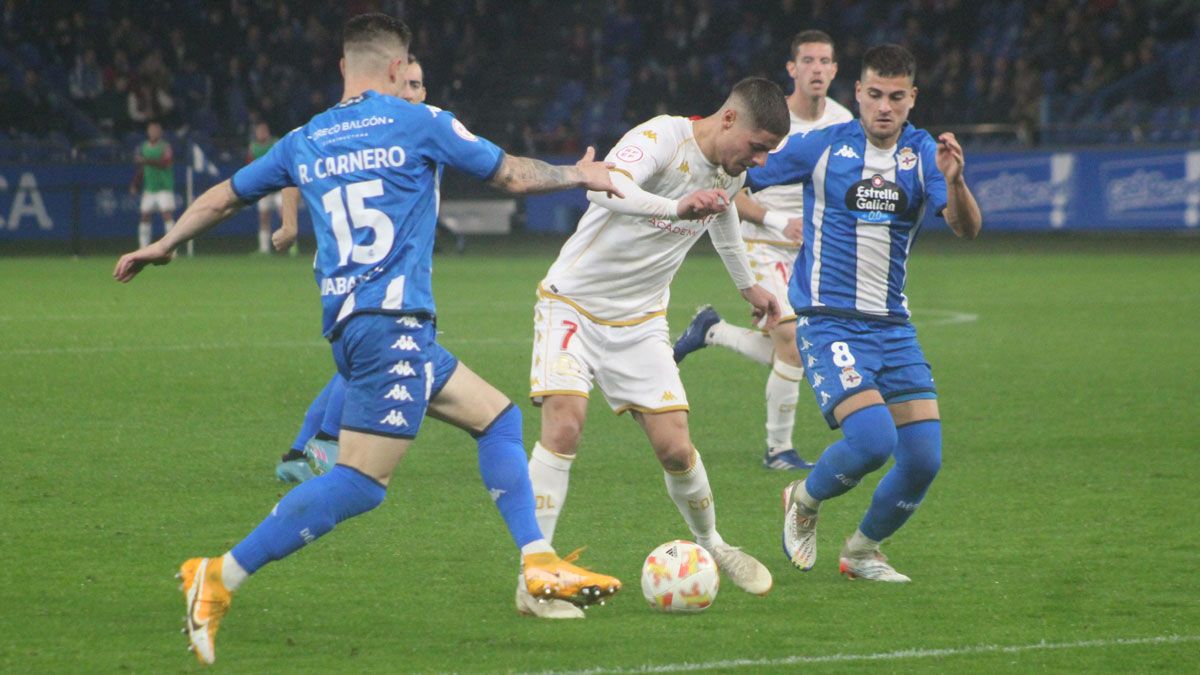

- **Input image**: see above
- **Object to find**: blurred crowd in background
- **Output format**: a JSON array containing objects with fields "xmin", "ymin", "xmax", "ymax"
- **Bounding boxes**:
[{"xmin": 1, "ymin": 0, "xmax": 1198, "ymax": 163}]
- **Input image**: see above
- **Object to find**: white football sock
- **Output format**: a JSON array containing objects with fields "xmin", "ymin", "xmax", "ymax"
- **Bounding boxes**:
[
  {"xmin": 220, "ymin": 552, "xmax": 248, "ymax": 591},
  {"xmin": 845, "ymin": 528, "xmax": 880, "ymax": 555},
  {"xmin": 138, "ymin": 223, "xmax": 151, "ymax": 248},
  {"xmin": 519, "ymin": 539, "xmax": 553, "ymax": 556},
  {"xmin": 664, "ymin": 450, "xmax": 724, "ymax": 549},
  {"xmin": 706, "ymin": 321, "xmax": 774, "ymax": 365},
  {"xmin": 258, "ymin": 228, "xmax": 271, "ymax": 253},
  {"xmin": 765, "ymin": 360, "xmax": 804, "ymax": 450},
  {"xmin": 795, "ymin": 479, "xmax": 821, "ymax": 512},
  {"xmin": 528, "ymin": 442, "xmax": 573, "ymax": 546}
]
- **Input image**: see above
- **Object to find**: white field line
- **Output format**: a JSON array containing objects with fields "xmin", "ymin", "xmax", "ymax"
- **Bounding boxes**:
[
  {"xmin": 0, "ymin": 336, "xmax": 526, "ymax": 356},
  {"xmin": 529, "ymin": 634, "xmax": 1200, "ymax": 675},
  {"xmin": 0, "ymin": 339, "xmax": 328, "ymax": 356},
  {"xmin": 913, "ymin": 308, "xmax": 979, "ymax": 325},
  {"xmin": 0, "ymin": 308, "xmax": 978, "ymax": 356}
]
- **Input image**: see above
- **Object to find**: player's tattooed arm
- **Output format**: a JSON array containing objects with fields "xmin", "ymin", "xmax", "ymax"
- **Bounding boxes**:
[{"xmin": 489, "ymin": 147, "xmax": 624, "ymax": 197}]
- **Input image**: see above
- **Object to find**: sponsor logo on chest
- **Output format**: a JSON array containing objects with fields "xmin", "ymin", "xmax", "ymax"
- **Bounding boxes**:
[{"xmin": 845, "ymin": 173, "xmax": 909, "ymax": 224}]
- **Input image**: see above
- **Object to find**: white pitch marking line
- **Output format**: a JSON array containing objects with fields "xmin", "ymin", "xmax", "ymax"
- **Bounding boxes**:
[
  {"xmin": 0, "ymin": 336, "xmax": 528, "ymax": 357},
  {"xmin": 913, "ymin": 308, "xmax": 980, "ymax": 325},
  {"xmin": 530, "ymin": 634, "xmax": 1200, "ymax": 675},
  {"xmin": 0, "ymin": 340, "xmax": 327, "ymax": 356}
]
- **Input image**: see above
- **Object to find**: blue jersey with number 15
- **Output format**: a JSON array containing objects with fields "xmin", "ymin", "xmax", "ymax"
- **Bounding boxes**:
[{"xmin": 231, "ymin": 90, "xmax": 504, "ymax": 338}]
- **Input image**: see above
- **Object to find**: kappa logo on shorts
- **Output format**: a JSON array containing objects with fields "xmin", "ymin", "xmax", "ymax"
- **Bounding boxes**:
[
  {"xmin": 395, "ymin": 316, "xmax": 422, "ymax": 328},
  {"xmin": 661, "ymin": 391, "xmax": 678, "ymax": 402},
  {"xmin": 806, "ymin": 354, "xmax": 817, "ymax": 368},
  {"xmin": 391, "ymin": 335, "xmax": 420, "ymax": 351},
  {"xmin": 820, "ymin": 391, "xmax": 831, "ymax": 405},
  {"xmin": 389, "ymin": 360, "xmax": 417, "ymax": 376},
  {"xmin": 798, "ymin": 317, "xmax": 809, "ymax": 326},
  {"xmin": 800, "ymin": 337, "xmax": 812, "ymax": 351},
  {"xmin": 811, "ymin": 372, "xmax": 824, "ymax": 387},
  {"xmin": 384, "ymin": 384, "xmax": 414, "ymax": 401},
  {"xmin": 380, "ymin": 409, "xmax": 409, "ymax": 427},
  {"xmin": 839, "ymin": 367, "xmax": 862, "ymax": 390}
]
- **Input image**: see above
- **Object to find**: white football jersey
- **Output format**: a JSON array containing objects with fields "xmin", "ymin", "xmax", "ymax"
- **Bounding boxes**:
[
  {"xmin": 742, "ymin": 97, "xmax": 853, "ymax": 245},
  {"xmin": 540, "ymin": 115, "xmax": 744, "ymax": 323}
]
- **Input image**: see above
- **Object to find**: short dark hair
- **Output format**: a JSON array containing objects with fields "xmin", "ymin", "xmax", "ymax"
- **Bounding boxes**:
[
  {"xmin": 342, "ymin": 13, "xmax": 411, "ymax": 54},
  {"xmin": 728, "ymin": 77, "xmax": 790, "ymax": 137},
  {"xmin": 861, "ymin": 44, "xmax": 916, "ymax": 81},
  {"xmin": 790, "ymin": 29, "xmax": 836, "ymax": 62}
]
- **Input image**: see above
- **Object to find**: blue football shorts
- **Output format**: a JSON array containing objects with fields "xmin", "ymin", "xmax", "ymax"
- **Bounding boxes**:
[
  {"xmin": 796, "ymin": 313, "xmax": 937, "ymax": 429},
  {"xmin": 331, "ymin": 313, "xmax": 459, "ymax": 439}
]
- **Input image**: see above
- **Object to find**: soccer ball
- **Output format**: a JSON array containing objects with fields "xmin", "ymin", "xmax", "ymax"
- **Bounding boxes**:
[{"xmin": 640, "ymin": 540, "xmax": 719, "ymax": 613}]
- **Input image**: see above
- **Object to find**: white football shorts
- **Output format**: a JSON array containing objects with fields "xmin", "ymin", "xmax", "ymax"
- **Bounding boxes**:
[
  {"xmin": 529, "ymin": 297, "xmax": 689, "ymax": 414},
  {"xmin": 745, "ymin": 240, "xmax": 799, "ymax": 322},
  {"xmin": 140, "ymin": 190, "xmax": 176, "ymax": 214}
]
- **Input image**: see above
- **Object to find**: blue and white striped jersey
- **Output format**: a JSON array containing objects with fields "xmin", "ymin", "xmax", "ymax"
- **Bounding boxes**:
[
  {"xmin": 231, "ymin": 90, "xmax": 504, "ymax": 337},
  {"xmin": 746, "ymin": 120, "xmax": 948, "ymax": 323}
]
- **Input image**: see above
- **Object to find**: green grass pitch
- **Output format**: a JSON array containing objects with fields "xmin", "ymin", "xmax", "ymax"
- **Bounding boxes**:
[{"xmin": 1, "ymin": 236, "xmax": 1198, "ymax": 673}]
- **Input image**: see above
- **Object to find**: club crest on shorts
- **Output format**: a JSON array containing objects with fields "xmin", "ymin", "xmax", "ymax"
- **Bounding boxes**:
[
  {"xmin": 554, "ymin": 353, "xmax": 583, "ymax": 376},
  {"xmin": 839, "ymin": 366, "xmax": 862, "ymax": 390}
]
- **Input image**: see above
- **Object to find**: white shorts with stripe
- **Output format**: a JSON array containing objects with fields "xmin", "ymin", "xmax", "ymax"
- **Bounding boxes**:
[
  {"xmin": 529, "ymin": 296, "xmax": 688, "ymax": 414},
  {"xmin": 745, "ymin": 239, "xmax": 799, "ymax": 322}
]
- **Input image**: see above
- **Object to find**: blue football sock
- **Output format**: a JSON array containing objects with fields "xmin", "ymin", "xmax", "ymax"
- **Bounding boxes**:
[
  {"xmin": 859, "ymin": 420, "xmax": 942, "ymax": 541},
  {"xmin": 318, "ymin": 374, "xmax": 347, "ymax": 438},
  {"xmin": 289, "ymin": 375, "xmax": 338, "ymax": 452},
  {"xmin": 805, "ymin": 404, "xmax": 898, "ymax": 502},
  {"xmin": 230, "ymin": 464, "xmax": 386, "ymax": 574},
  {"xmin": 475, "ymin": 404, "xmax": 543, "ymax": 549}
]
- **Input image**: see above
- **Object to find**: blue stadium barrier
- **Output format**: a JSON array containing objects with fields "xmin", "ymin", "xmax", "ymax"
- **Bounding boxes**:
[{"xmin": 1, "ymin": 146, "xmax": 1197, "ymax": 243}]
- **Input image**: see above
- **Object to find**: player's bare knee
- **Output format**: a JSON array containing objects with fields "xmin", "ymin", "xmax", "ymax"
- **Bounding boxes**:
[
  {"xmin": 653, "ymin": 440, "xmax": 694, "ymax": 472},
  {"xmin": 540, "ymin": 413, "xmax": 583, "ymax": 456},
  {"xmin": 774, "ymin": 343, "xmax": 802, "ymax": 367},
  {"xmin": 541, "ymin": 424, "xmax": 580, "ymax": 456}
]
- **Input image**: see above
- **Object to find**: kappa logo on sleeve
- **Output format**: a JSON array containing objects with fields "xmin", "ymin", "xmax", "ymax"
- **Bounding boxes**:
[{"xmin": 616, "ymin": 145, "xmax": 644, "ymax": 163}]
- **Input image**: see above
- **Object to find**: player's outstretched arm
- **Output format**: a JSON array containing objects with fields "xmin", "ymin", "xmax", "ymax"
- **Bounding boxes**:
[
  {"xmin": 272, "ymin": 187, "xmax": 301, "ymax": 252},
  {"xmin": 488, "ymin": 147, "xmax": 624, "ymax": 197},
  {"xmin": 113, "ymin": 180, "xmax": 244, "ymax": 282},
  {"xmin": 936, "ymin": 133, "xmax": 982, "ymax": 239},
  {"xmin": 733, "ymin": 190, "xmax": 801, "ymax": 242},
  {"xmin": 733, "ymin": 190, "xmax": 767, "ymax": 224}
]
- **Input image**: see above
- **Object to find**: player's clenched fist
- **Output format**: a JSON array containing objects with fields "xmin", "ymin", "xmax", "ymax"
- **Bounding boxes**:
[{"xmin": 676, "ymin": 189, "xmax": 729, "ymax": 220}]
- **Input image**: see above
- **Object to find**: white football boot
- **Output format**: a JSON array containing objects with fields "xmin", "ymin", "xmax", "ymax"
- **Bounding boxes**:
[
  {"xmin": 838, "ymin": 545, "xmax": 911, "ymax": 583},
  {"xmin": 782, "ymin": 479, "xmax": 818, "ymax": 571},
  {"xmin": 708, "ymin": 542, "xmax": 772, "ymax": 595}
]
